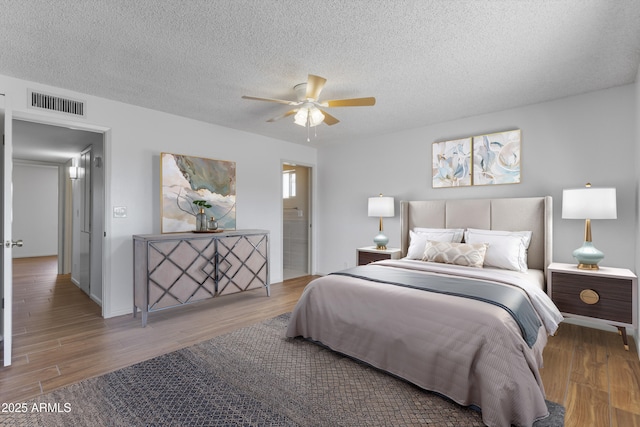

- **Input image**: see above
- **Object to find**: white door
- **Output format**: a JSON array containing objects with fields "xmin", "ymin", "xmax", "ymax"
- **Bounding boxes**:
[{"xmin": 1, "ymin": 95, "xmax": 14, "ymax": 366}]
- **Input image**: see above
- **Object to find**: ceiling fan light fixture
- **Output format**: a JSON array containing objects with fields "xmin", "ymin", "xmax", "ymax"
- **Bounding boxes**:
[
  {"xmin": 293, "ymin": 108, "xmax": 308, "ymax": 126},
  {"xmin": 294, "ymin": 106, "xmax": 324, "ymax": 127},
  {"xmin": 243, "ymin": 74, "xmax": 374, "ymax": 134},
  {"xmin": 309, "ymin": 107, "xmax": 325, "ymax": 126}
]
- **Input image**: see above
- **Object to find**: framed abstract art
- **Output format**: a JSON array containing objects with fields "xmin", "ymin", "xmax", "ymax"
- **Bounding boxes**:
[
  {"xmin": 432, "ymin": 137, "xmax": 472, "ymax": 188},
  {"xmin": 161, "ymin": 153, "xmax": 236, "ymax": 233},
  {"xmin": 432, "ymin": 129, "xmax": 520, "ymax": 188},
  {"xmin": 472, "ymin": 129, "xmax": 521, "ymax": 186}
]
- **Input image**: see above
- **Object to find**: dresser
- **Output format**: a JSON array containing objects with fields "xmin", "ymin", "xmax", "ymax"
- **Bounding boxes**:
[
  {"xmin": 133, "ymin": 230, "xmax": 269, "ymax": 326},
  {"xmin": 547, "ymin": 262, "xmax": 637, "ymax": 350}
]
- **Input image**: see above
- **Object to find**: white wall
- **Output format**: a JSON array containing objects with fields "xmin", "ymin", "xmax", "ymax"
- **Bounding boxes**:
[
  {"xmin": 317, "ymin": 84, "xmax": 636, "ymax": 275},
  {"xmin": 0, "ymin": 73, "xmax": 317, "ymax": 318},
  {"xmin": 12, "ymin": 162, "xmax": 58, "ymax": 258}
]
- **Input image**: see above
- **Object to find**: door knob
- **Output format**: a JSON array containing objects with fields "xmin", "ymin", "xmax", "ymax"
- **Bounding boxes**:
[{"xmin": 5, "ymin": 240, "xmax": 23, "ymax": 248}]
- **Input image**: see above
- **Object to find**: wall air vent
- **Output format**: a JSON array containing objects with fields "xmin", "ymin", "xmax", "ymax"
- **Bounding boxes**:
[{"xmin": 28, "ymin": 89, "xmax": 86, "ymax": 118}]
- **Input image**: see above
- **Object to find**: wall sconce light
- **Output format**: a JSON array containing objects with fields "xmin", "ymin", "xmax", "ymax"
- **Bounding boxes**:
[
  {"xmin": 368, "ymin": 194, "xmax": 395, "ymax": 250},
  {"xmin": 69, "ymin": 166, "xmax": 79, "ymax": 179},
  {"xmin": 562, "ymin": 183, "xmax": 617, "ymax": 270}
]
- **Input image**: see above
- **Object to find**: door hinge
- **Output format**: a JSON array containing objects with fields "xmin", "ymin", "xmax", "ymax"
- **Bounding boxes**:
[{"xmin": 1, "ymin": 298, "xmax": 3, "ymax": 309}]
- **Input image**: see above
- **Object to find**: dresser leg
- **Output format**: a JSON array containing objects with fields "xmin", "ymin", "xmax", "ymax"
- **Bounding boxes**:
[{"xmin": 616, "ymin": 326, "xmax": 629, "ymax": 351}]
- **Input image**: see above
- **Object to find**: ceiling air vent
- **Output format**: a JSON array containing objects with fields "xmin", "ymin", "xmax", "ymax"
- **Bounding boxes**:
[{"xmin": 28, "ymin": 89, "xmax": 86, "ymax": 118}]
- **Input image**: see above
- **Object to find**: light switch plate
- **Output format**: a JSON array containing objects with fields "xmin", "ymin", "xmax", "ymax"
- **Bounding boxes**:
[{"xmin": 113, "ymin": 206, "xmax": 127, "ymax": 218}]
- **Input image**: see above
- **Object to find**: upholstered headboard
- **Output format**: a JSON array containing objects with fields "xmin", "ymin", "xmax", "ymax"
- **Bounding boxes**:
[{"xmin": 400, "ymin": 197, "xmax": 553, "ymax": 273}]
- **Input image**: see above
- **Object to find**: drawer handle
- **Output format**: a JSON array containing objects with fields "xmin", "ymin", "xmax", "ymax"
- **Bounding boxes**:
[{"xmin": 580, "ymin": 289, "xmax": 600, "ymax": 305}]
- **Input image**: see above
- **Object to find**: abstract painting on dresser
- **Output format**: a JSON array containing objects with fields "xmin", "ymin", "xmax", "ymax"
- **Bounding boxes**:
[{"xmin": 161, "ymin": 153, "xmax": 236, "ymax": 233}]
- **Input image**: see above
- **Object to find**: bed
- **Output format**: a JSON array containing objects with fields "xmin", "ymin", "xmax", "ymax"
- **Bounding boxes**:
[{"xmin": 286, "ymin": 197, "xmax": 564, "ymax": 427}]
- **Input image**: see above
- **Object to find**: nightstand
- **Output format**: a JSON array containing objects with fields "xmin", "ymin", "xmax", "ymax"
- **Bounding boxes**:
[
  {"xmin": 357, "ymin": 246, "xmax": 402, "ymax": 266},
  {"xmin": 547, "ymin": 262, "xmax": 638, "ymax": 350}
]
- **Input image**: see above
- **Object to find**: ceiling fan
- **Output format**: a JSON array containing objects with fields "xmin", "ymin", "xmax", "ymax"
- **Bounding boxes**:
[{"xmin": 242, "ymin": 74, "xmax": 376, "ymax": 130}]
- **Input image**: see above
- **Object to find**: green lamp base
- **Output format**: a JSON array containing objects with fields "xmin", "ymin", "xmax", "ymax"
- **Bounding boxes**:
[
  {"xmin": 373, "ymin": 232, "xmax": 388, "ymax": 250},
  {"xmin": 573, "ymin": 241, "xmax": 604, "ymax": 270}
]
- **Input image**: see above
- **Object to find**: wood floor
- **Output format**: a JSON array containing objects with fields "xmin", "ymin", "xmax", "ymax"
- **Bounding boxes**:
[{"xmin": 1, "ymin": 256, "xmax": 639, "ymax": 426}]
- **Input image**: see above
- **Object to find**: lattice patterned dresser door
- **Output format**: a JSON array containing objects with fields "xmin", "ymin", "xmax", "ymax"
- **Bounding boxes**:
[
  {"xmin": 147, "ymin": 238, "xmax": 217, "ymax": 310},
  {"xmin": 216, "ymin": 233, "xmax": 269, "ymax": 296}
]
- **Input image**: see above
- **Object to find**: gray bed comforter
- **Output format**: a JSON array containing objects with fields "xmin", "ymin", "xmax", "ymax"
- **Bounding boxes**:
[{"xmin": 286, "ymin": 260, "xmax": 563, "ymax": 427}]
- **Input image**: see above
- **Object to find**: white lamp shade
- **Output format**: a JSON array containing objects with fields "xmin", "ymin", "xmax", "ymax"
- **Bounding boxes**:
[
  {"xmin": 368, "ymin": 196, "xmax": 394, "ymax": 217},
  {"xmin": 293, "ymin": 109, "xmax": 307, "ymax": 126},
  {"xmin": 562, "ymin": 187, "xmax": 617, "ymax": 219},
  {"xmin": 294, "ymin": 106, "xmax": 324, "ymax": 127},
  {"xmin": 309, "ymin": 107, "xmax": 324, "ymax": 125}
]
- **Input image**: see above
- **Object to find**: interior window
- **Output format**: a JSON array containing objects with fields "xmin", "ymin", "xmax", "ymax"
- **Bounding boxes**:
[{"xmin": 283, "ymin": 170, "xmax": 296, "ymax": 199}]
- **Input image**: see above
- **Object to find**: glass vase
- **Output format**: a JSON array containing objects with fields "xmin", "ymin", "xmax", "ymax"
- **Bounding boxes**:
[
  {"xmin": 196, "ymin": 208, "xmax": 207, "ymax": 231},
  {"xmin": 208, "ymin": 217, "xmax": 218, "ymax": 230}
]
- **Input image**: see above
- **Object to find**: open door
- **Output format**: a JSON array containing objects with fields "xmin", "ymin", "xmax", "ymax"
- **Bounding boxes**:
[
  {"xmin": 1, "ymin": 95, "xmax": 14, "ymax": 366},
  {"xmin": 282, "ymin": 163, "xmax": 312, "ymax": 280}
]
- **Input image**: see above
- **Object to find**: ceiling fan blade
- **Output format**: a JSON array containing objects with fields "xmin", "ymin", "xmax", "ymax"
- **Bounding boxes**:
[
  {"xmin": 323, "ymin": 97, "xmax": 376, "ymax": 107},
  {"xmin": 319, "ymin": 109, "xmax": 340, "ymax": 126},
  {"xmin": 242, "ymin": 95, "xmax": 299, "ymax": 106},
  {"xmin": 306, "ymin": 74, "xmax": 327, "ymax": 101},
  {"xmin": 266, "ymin": 109, "xmax": 298, "ymax": 122}
]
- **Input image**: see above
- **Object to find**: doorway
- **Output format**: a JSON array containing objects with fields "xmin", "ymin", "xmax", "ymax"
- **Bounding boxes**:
[
  {"xmin": 2, "ymin": 113, "xmax": 106, "ymax": 367},
  {"xmin": 12, "ymin": 120, "xmax": 105, "ymax": 303},
  {"xmin": 282, "ymin": 163, "xmax": 311, "ymax": 280}
]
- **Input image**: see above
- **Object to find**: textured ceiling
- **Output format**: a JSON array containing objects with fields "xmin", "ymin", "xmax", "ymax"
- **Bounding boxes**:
[{"xmin": 1, "ymin": 1, "xmax": 640, "ymax": 147}]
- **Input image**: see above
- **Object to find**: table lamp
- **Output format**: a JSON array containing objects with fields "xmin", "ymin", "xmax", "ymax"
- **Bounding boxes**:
[
  {"xmin": 368, "ymin": 194, "xmax": 394, "ymax": 250},
  {"xmin": 562, "ymin": 184, "xmax": 617, "ymax": 270}
]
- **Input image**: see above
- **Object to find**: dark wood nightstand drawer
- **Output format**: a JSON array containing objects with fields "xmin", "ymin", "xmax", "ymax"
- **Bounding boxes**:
[
  {"xmin": 551, "ymin": 271, "xmax": 632, "ymax": 324},
  {"xmin": 358, "ymin": 250, "xmax": 391, "ymax": 265},
  {"xmin": 357, "ymin": 247, "xmax": 401, "ymax": 266}
]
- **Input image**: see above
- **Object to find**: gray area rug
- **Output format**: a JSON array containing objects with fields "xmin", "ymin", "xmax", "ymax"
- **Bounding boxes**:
[{"xmin": 4, "ymin": 313, "xmax": 564, "ymax": 426}]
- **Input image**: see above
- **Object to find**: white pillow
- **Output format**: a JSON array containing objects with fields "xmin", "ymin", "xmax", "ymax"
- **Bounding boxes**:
[
  {"xmin": 414, "ymin": 227, "xmax": 464, "ymax": 243},
  {"xmin": 406, "ymin": 228, "xmax": 465, "ymax": 259},
  {"xmin": 406, "ymin": 231, "xmax": 431, "ymax": 259},
  {"xmin": 464, "ymin": 228, "xmax": 533, "ymax": 272},
  {"xmin": 422, "ymin": 241, "xmax": 488, "ymax": 268}
]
